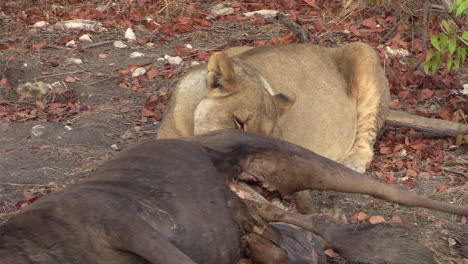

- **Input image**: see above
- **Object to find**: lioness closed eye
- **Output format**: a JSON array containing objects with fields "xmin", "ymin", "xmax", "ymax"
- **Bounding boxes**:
[{"xmin": 158, "ymin": 42, "xmax": 389, "ymax": 173}]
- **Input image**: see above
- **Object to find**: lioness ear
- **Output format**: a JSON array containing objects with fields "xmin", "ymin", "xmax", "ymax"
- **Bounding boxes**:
[
  {"xmin": 273, "ymin": 93, "xmax": 296, "ymax": 117},
  {"xmin": 206, "ymin": 52, "xmax": 236, "ymax": 93}
]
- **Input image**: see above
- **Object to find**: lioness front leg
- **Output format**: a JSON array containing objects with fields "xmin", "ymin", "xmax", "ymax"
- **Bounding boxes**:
[{"xmin": 336, "ymin": 42, "xmax": 390, "ymax": 172}]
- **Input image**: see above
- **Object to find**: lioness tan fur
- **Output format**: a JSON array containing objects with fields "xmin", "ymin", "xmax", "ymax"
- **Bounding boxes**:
[{"xmin": 157, "ymin": 42, "xmax": 390, "ymax": 172}]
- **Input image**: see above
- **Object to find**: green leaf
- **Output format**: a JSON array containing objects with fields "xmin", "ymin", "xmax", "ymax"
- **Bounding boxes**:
[
  {"xmin": 441, "ymin": 20, "xmax": 451, "ymax": 34},
  {"xmin": 447, "ymin": 58, "xmax": 454, "ymax": 70},
  {"xmin": 439, "ymin": 33, "xmax": 448, "ymax": 50},
  {"xmin": 430, "ymin": 35, "xmax": 441, "ymax": 50},
  {"xmin": 424, "ymin": 63, "xmax": 430, "ymax": 74},
  {"xmin": 456, "ymin": 135, "xmax": 464, "ymax": 147},
  {"xmin": 448, "ymin": 39, "xmax": 457, "ymax": 54},
  {"xmin": 463, "ymin": 31, "xmax": 468, "ymax": 41},
  {"xmin": 425, "ymin": 49, "xmax": 435, "ymax": 63},
  {"xmin": 456, "ymin": 0, "xmax": 468, "ymax": 16},
  {"xmin": 431, "ymin": 59, "xmax": 438, "ymax": 74},
  {"xmin": 460, "ymin": 47, "xmax": 467, "ymax": 62},
  {"xmin": 454, "ymin": 58, "xmax": 460, "ymax": 70}
]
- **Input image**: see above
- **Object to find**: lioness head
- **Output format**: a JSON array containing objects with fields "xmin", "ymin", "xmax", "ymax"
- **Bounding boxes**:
[{"xmin": 194, "ymin": 52, "xmax": 295, "ymax": 136}]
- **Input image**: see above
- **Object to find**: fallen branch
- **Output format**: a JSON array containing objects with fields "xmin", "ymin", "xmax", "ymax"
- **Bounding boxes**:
[
  {"xmin": 386, "ymin": 110, "xmax": 468, "ymax": 137},
  {"xmin": 442, "ymin": 167, "xmax": 468, "ymax": 180},
  {"xmin": 36, "ymin": 70, "xmax": 85, "ymax": 80},
  {"xmin": 82, "ymin": 40, "xmax": 114, "ymax": 50},
  {"xmin": 277, "ymin": 13, "xmax": 309, "ymax": 43}
]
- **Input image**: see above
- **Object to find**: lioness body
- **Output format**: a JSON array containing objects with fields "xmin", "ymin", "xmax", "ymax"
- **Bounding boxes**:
[{"xmin": 158, "ymin": 43, "xmax": 389, "ymax": 171}]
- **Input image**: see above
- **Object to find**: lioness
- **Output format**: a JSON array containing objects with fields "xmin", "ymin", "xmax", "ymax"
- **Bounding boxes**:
[{"xmin": 157, "ymin": 42, "xmax": 389, "ymax": 173}]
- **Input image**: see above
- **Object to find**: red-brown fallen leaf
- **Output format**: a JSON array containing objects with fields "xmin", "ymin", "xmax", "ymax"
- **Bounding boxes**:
[
  {"xmin": 118, "ymin": 82, "xmax": 129, "ymax": 89},
  {"xmin": 418, "ymin": 172, "xmax": 432, "ymax": 178},
  {"xmin": 141, "ymin": 108, "xmax": 155, "ymax": 117},
  {"xmin": 411, "ymin": 143, "xmax": 426, "ymax": 150},
  {"xmin": 439, "ymin": 107, "xmax": 452, "ymax": 120},
  {"xmin": 147, "ymin": 68, "xmax": 160, "ymax": 80},
  {"xmin": 349, "ymin": 25, "xmax": 361, "ymax": 36},
  {"xmin": 435, "ymin": 184, "xmax": 449, "ymax": 192},
  {"xmin": 357, "ymin": 211, "xmax": 368, "ymax": 221},
  {"xmin": 271, "ymin": 34, "xmax": 296, "ymax": 44},
  {"xmin": 388, "ymin": 98, "xmax": 399, "ymax": 109},
  {"xmin": 392, "ymin": 215, "xmax": 403, "ymax": 223},
  {"xmin": 314, "ymin": 23, "xmax": 325, "ymax": 31},
  {"xmin": 362, "ymin": 17, "xmax": 377, "ymax": 29},
  {"xmin": 404, "ymin": 178, "xmax": 415, "ymax": 189},
  {"xmin": 461, "ymin": 216, "xmax": 466, "ymax": 224},
  {"xmin": 33, "ymin": 145, "xmax": 50, "ymax": 150},
  {"xmin": 18, "ymin": 94, "xmax": 27, "ymax": 102},
  {"xmin": 64, "ymin": 76, "xmax": 77, "ymax": 83},
  {"xmin": 1, "ymin": 77, "xmax": 13, "ymax": 89},
  {"xmin": 40, "ymin": 72, "xmax": 50, "ymax": 75},
  {"xmin": 398, "ymin": 90, "xmax": 410, "ymax": 99},
  {"xmin": 251, "ymin": 18, "xmax": 265, "ymax": 25},
  {"xmin": 120, "ymin": 106, "xmax": 131, "ymax": 113},
  {"xmin": 406, "ymin": 169, "xmax": 418, "ymax": 177},
  {"xmin": 99, "ymin": 53, "xmax": 107, "ymax": 59},
  {"xmin": 369, "ymin": 215, "xmax": 385, "ymax": 224},
  {"xmin": 48, "ymin": 103, "xmax": 66, "ymax": 109},
  {"xmin": 419, "ymin": 88, "xmax": 433, "ymax": 100},
  {"xmin": 197, "ymin": 52, "xmax": 211, "ymax": 61},
  {"xmin": 324, "ymin": 249, "xmax": 338, "ymax": 258},
  {"xmin": 385, "ymin": 171, "xmax": 396, "ymax": 184},
  {"xmin": 173, "ymin": 23, "xmax": 192, "ymax": 32},
  {"xmin": 31, "ymin": 41, "xmax": 47, "ymax": 51},
  {"xmin": 393, "ymin": 144, "xmax": 404, "ymax": 153},
  {"xmin": 379, "ymin": 146, "xmax": 393, "ymax": 154},
  {"xmin": 35, "ymin": 101, "xmax": 45, "ymax": 110}
]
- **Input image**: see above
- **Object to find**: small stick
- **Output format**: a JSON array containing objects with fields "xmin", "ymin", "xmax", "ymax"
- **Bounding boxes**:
[
  {"xmin": 36, "ymin": 70, "xmax": 85, "ymax": 80},
  {"xmin": 442, "ymin": 167, "xmax": 468, "ymax": 180},
  {"xmin": 277, "ymin": 13, "xmax": 309, "ymax": 43},
  {"xmin": 82, "ymin": 40, "xmax": 114, "ymax": 50}
]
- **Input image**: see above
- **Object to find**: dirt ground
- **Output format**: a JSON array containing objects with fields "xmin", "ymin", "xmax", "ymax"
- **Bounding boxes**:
[{"xmin": 0, "ymin": 1, "xmax": 467, "ymax": 263}]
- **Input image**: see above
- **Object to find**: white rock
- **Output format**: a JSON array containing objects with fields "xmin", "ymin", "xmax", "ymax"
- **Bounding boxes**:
[
  {"xmin": 113, "ymin": 40, "xmax": 128, "ymax": 48},
  {"xmin": 16, "ymin": 81, "xmax": 52, "ymax": 97},
  {"xmin": 463, "ymin": 84, "xmax": 468, "ymax": 95},
  {"xmin": 65, "ymin": 40, "xmax": 76, "ymax": 47},
  {"xmin": 130, "ymin": 52, "xmax": 144, "ymax": 58},
  {"xmin": 22, "ymin": 63, "xmax": 28, "ymax": 67},
  {"xmin": 190, "ymin": 61, "xmax": 201, "ymax": 66},
  {"xmin": 111, "ymin": 144, "xmax": 120, "ymax": 150},
  {"xmin": 125, "ymin": 28, "xmax": 136, "ymax": 41},
  {"xmin": 78, "ymin": 34, "xmax": 92, "ymax": 42},
  {"xmin": 65, "ymin": 58, "xmax": 83, "ymax": 65},
  {"xmin": 164, "ymin": 55, "xmax": 183, "ymax": 65},
  {"xmin": 210, "ymin": 3, "xmax": 234, "ymax": 16},
  {"xmin": 244, "ymin": 10, "xmax": 279, "ymax": 19},
  {"xmin": 33, "ymin": 21, "xmax": 49, "ymax": 28},
  {"xmin": 55, "ymin": 19, "xmax": 104, "ymax": 32},
  {"xmin": 31, "ymin": 124, "xmax": 46, "ymax": 137},
  {"xmin": 185, "ymin": 44, "xmax": 193, "ymax": 49},
  {"xmin": 132, "ymin": 67, "xmax": 146, "ymax": 77},
  {"xmin": 385, "ymin": 46, "xmax": 410, "ymax": 58},
  {"xmin": 64, "ymin": 125, "xmax": 72, "ymax": 131},
  {"xmin": 157, "ymin": 58, "xmax": 165, "ymax": 62}
]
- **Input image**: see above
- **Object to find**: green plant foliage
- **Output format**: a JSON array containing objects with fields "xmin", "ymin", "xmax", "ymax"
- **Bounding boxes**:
[{"xmin": 424, "ymin": 0, "xmax": 468, "ymax": 74}]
